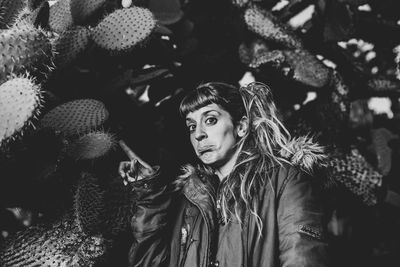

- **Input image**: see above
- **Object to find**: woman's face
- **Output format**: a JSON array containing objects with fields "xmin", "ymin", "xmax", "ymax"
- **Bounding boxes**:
[{"xmin": 185, "ymin": 103, "xmax": 239, "ymax": 168}]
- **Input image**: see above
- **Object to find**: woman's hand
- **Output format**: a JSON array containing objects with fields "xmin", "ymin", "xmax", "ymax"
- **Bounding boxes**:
[
  {"xmin": 118, "ymin": 140, "xmax": 155, "ymax": 186},
  {"xmin": 119, "ymin": 159, "xmax": 155, "ymax": 186}
]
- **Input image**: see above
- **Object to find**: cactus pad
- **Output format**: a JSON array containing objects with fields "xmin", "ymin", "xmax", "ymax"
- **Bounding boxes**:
[
  {"xmin": 40, "ymin": 99, "xmax": 109, "ymax": 137},
  {"xmin": 0, "ymin": 213, "xmax": 108, "ymax": 266},
  {"xmin": 239, "ymin": 40, "xmax": 285, "ymax": 68},
  {"xmin": 0, "ymin": 22, "xmax": 53, "ymax": 81},
  {"xmin": 0, "ymin": 76, "xmax": 42, "ymax": 144},
  {"xmin": 328, "ymin": 148, "xmax": 383, "ymax": 206},
  {"xmin": 54, "ymin": 26, "xmax": 91, "ymax": 69},
  {"xmin": 49, "ymin": 0, "xmax": 73, "ymax": 32},
  {"xmin": 91, "ymin": 7, "xmax": 156, "ymax": 52},
  {"xmin": 0, "ymin": 0, "xmax": 26, "ymax": 29},
  {"xmin": 244, "ymin": 5, "xmax": 302, "ymax": 49},
  {"xmin": 70, "ymin": 0, "xmax": 107, "ymax": 25},
  {"xmin": 74, "ymin": 173, "xmax": 105, "ymax": 234},
  {"xmin": 66, "ymin": 131, "xmax": 116, "ymax": 161},
  {"xmin": 282, "ymin": 49, "xmax": 331, "ymax": 88}
]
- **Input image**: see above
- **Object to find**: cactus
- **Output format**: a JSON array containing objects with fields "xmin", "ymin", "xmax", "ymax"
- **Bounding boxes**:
[
  {"xmin": 70, "ymin": 0, "xmax": 107, "ymax": 25},
  {"xmin": 66, "ymin": 131, "xmax": 116, "ymax": 161},
  {"xmin": 91, "ymin": 7, "xmax": 156, "ymax": 53},
  {"xmin": 0, "ymin": 213, "xmax": 108, "ymax": 267},
  {"xmin": 282, "ymin": 49, "xmax": 331, "ymax": 88},
  {"xmin": 148, "ymin": 0, "xmax": 183, "ymax": 25},
  {"xmin": 49, "ymin": 0, "xmax": 73, "ymax": 33},
  {"xmin": 0, "ymin": 75, "xmax": 42, "ymax": 144},
  {"xmin": 40, "ymin": 99, "xmax": 109, "ymax": 137},
  {"xmin": 0, "ymin": 0, "xmax": 26, "ymax": 29},
  {"xmin": 54, "ymin": 26, "xmax": 91, "ymax": 69},
  {"xmin": 74, "ymin": 173, "xmax": 104, "ymax": 234},
  {"xmin": 239, "ymin": 39, "xmax": 285, "ymax": 68},
  {"xmin": 328, "ymin": 148, "xmax": 383, "ymax": 206},
  {"xmin": 13, "ymin": 0, "xmax": 49, "ymax": 29},
  {"xmin": 102, "ymin": 176, "xmax": 132, "ymax": 238},
  {"xmin": 0, "ymin": 22, "xmax": 53, "ymax": 81},
  {"xmin": 244, "ymin": 5, "xmax": 302, "ymax": 50}
]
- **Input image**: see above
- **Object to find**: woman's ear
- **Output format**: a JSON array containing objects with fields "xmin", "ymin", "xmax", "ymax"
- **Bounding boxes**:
[{"xmin": 237, "ymin": 116, "xmax": 249, "ymax": 138}]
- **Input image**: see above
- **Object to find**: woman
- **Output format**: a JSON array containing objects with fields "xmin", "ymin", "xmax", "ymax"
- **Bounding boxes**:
[{"xmin": 120, "ymin": 82, "xmax": 331, "ymax": 267}]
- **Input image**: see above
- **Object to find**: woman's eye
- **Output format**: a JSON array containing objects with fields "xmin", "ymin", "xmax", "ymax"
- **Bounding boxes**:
[
  {"xmin": 187, "ymin": 124, "xmax": 196, "ymax": 132},
  {"xmin": 205, "ymin": 117, "xmax": 217, "ymax": 125}
]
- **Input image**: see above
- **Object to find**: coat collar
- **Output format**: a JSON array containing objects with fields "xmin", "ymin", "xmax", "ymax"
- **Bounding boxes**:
[{"xmin": 175, "ymin": 136, "xmax": 328, "ymax": 188}]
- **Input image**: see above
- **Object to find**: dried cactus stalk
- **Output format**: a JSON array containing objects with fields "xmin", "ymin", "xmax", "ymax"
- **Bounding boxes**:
[
  {"xmin": 91, "ymin": 7, "xmax": 156, "ymax": 52},
  {"xmin": 244, "ymin": 5, "xmax": 302, "ymax": 49},
  {"xmin": 0, "ymin": 75, "xmax": 42, "ymax": 144},
  {"xmin": 66, "ymin": 131, "xmax": 116, "ymax": 161},
  {"xmin": 70, "ymin": 0, "xmax": 107, "ymax": 25},
  {"xmin": 54, "ymin": 26, "xmax": 91, "ymax": 69},
  {"xmin": 40, "ymin": 99, "xmax": 109, "ymax": 137},
  {"xmin": 0, "ymin": 22, "xmax": 53, "ymax": 81},
  {"xmin": 49, "ymin": 0, "xmax": 73, "ymax": 32}
]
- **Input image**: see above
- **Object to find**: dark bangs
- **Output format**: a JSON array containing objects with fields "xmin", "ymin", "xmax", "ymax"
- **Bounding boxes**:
[{"xmin": 179, "ymin": 83, "xmax": 228, "ymax": 117}]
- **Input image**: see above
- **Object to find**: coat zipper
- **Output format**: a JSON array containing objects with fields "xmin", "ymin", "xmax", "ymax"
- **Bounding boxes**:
[{"xmin": 181, "ymin": 193, "xmax": 211, "ymax": 267}]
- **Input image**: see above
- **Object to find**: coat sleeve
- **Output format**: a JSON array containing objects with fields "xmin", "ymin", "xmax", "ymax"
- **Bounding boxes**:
[
  {"xmin": 277, "ymin": 167, "xmax": 330, "ymax": 267},
  {"xmin": 128, "ymin": 168, "xmax": 174, "ymax": 267}
]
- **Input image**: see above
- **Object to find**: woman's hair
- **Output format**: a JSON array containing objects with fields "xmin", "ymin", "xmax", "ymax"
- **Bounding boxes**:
[{"xmin": 179, "ymin": 82, "xmax": 292, "ymax": 236}]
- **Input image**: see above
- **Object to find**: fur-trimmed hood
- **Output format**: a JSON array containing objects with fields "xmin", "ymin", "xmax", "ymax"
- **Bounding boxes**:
[{"xmin": 174, "ymin": 136, "xmax": 330, "ymax": 189}]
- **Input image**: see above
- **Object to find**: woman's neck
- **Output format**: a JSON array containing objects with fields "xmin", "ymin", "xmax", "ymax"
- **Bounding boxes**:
[{"xmin": 215, "ymin": 148, "xmax": 241, "ymax": 182}]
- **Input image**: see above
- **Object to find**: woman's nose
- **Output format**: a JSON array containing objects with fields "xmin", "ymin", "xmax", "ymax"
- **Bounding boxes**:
[{"xmin": 195, "ymin": 126, "xmax": 207, "ymax": 141}]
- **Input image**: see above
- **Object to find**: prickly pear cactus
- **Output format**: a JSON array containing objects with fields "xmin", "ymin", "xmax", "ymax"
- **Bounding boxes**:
[
  {"xmin": 282, "ymin": 49, "xmax": 331, "ymax": 88},
  {"xmin": 70, "ymin": 0, "xmax": 107, "ymax": 25},
  {"xmin": 66, "ymin": 131, "xmax": 116, "ymax": 161},
  {"xmin": 239, "ymin": 39, "xmax": 285, "ymax": 68},
  {"xmin": 40, "ymin": 99, "xmax": 109, "ymax": 137},
  {"xmin": 0, "ymin": 0, "xmax": 26, "ymax": 29},
  {"xmin": 54, "ymin": 26, "xmax": 91, "ymax": 69},
  {"xmin": 0, "ymin": 76, "xmax": 42, "ymax": 144},
  {"xmin": 91, "ymin": 6, "xmax": 156, "ymax": 52},
  {"xmin": 0, "ymin": 213, "xmax": 108, "ymax": 267},
  {"xmin": 102, "ymin": 177, "xmax": 132, "ymax": 238},
  {"xmin": 0, "ymin": 22, "xmax": 53, "ymax": 81},
  {"xmin": 49, "ymin": 0, "xmax": 73, "ymax": 32},
  {"xmin": 74, "ymin": 173, "xmax": 104, "ymax": 234},
  {"xmin": 328, "ymin": 148, "xmax": 383, "ymax": 206},
  {"xmin": 244, "ymin": 5, "xmax": 302, "ymax": 49}
]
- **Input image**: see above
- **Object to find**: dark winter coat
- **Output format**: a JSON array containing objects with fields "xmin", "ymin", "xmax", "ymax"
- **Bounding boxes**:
[{"xmin": 128, "ymin": 137, "xmax": 331, "ymax": 267}]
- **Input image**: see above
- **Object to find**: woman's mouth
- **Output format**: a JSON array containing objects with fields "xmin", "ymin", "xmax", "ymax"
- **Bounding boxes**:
[{"xmin": 197, "ymin": 146, "xmax": 213, "ymax": 155}]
